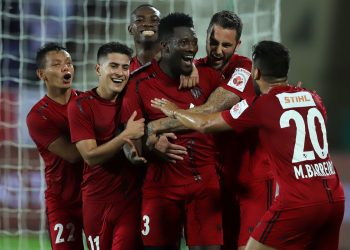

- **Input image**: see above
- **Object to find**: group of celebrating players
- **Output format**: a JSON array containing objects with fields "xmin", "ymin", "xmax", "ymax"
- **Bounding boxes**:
[{"xmin": 26, "ymin": 4, "xmax": 345, "ymax": 250}]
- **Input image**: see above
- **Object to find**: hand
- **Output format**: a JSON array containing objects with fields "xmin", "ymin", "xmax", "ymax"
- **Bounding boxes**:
[
  {"xmin": 123, "ymin": 138, "xmax": 147, "ymax": 165},
  {"xmin": 151, "ymin": 98, "xmax": 179, "ymax": 118},
  {"xmin": 124, "ymin": 111, "xmax": 145, "ymax": 139},
  {"xmin": 179, "ymin": 63, "xmax": 199, "ymax": 89},
  {"xmin": 154, "ymin": 133, "xmax": 187, "ymax": 163}
]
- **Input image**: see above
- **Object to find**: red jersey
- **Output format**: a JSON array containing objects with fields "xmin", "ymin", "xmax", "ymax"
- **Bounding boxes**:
[
  {"xmin": 197, "ymin": 55, "xmax": 273, "ymax": 188},
  {"xmin": 222, "ymin": 85, "xmax": 345, "ymax": 208},
  {"xmin": 26, "ymin": 90, "xmax": 83, "ymax": 208},
  {"xmin": 130, "ymin": 56, "xmax": 143, "ymax": 73},
  {"xmin": 121, "ymin": 60, "xmax": 222, "ymax": 186},
  {"xmin": 67, "ymin": 88, "xmax": 140, "ymax": 202}
]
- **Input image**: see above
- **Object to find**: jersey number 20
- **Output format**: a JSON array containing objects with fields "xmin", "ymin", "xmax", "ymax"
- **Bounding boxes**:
[{"xmin": 280, "ymin": 107, "xmax": 328, "ymax": 163}]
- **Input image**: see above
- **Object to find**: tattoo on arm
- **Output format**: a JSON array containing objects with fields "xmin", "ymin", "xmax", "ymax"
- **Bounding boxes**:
[
  {"xmin": 153, "ymin": 87, "xmax": 240, "ymax": 133},
  {"xmin": 190, "ymin": 87, "xmax": 240, "ymax": 113}
]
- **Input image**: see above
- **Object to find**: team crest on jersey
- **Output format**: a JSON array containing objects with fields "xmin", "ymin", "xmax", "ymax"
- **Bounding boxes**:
[
  {"xmin": 229, "ymin": 99, "xmax": 249, "ymax": 119},
  {"xmin": 227, "ymin": 68, "xmax": 250, "ymax": 92},
  {"xmin": 191, "ymin": 87, "xmax": 202, "ymax": 99}
]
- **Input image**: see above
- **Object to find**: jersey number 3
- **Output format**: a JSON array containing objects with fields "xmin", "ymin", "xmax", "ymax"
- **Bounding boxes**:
[{"xmin": 280, "ymin": 107, "xmax": 328, "ymax": 163}]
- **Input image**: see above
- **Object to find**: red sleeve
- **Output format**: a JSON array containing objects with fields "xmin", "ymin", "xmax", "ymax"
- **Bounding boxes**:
[
  {"xmin": 209, "ymin": 68, "xmax": 226, "ymax": 91},
  {"xmin": 221, "ymin": 97, "xmax": 258, "ymax": 133},
  {"xmin": 67, "ymin": 97, "xmax": 95, "ymax": 143},
  {"xmin": 220, "ymin": 58, "xmax": 255, "ymax": 100},
  {"xmin": 26, "ymin": 109, "xmax": 61, "ymax": 148},
  {"xmin": 120, "ymin": 80, "xmax": 145, "ymax": 124}
]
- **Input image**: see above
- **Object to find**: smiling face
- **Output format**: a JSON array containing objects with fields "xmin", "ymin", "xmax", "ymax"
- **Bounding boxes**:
[
  {"xmin": 128, "ymin": 5, "xmax": 161, "ymax": 44},
  {"xmin": 206, "ymin": 24, "xmax": 240, "ymax": 70},
  {"xmin": 37, "ymin": 50, "xmax": 74, "ymax": 91},
  {"xmin": 165, "ymin": 26, "xmax": 198, "ymax": 77},
  {"xmin": 96, "ymin": 52, "xmax": 130, "ymax": 99}
]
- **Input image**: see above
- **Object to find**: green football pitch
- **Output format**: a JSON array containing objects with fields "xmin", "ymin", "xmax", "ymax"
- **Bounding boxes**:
[
  {"xmin": 0, "ymin": 235, "xmax": 52, "ymax": 250},
  {"xmin": 0, "ymin": 235, "xmax": 188, "ymax": 250}
]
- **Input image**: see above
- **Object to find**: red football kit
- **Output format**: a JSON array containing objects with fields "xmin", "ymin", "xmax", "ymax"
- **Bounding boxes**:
[
  {"xmin": 67, "ymin": 89, "xmax": 142, "ymax": 250},
  {"xmin": 26, "ymin": 90, "xmax": 84, "ymax": 250},
  {"xmin": 222, "ymin": 85, "xmax": 345, "ymax": 249},
  {"xmin": 130, "ymin": 56, "xmax": 143, "ymax": 73},
  {"xmin": 197, "ymin": 54, "xmax": 275, "ymax": 248},
  {"xmin": 121, "ymin": 60, "xmax": 223, "ymax": 246}
]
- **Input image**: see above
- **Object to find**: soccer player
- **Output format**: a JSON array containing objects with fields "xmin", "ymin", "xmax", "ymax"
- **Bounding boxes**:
[
  {"xmin": 128, "ymin": 4, "xmax": 198, "ymax": 89},
  {"xmin": 26, "ymin": 43, "xmax": 84, "ymax": 250},
  {"xmin": 67, "ymin": 42, "xmax": 145, "ymax": 250},
  {"xmin": 128, "ymin": 4, "xmax": 161, "ymax": 72},
  {"xmin": 121, "ymin": 13, "xmax": 223, "ymax": 250},
  {"xmin": 147, "ymin": 11, "xmax": 274, "ymax": 250},
  {"xmin": 151, "ymin": 40, "xmax": 345, "ymax": 250}
]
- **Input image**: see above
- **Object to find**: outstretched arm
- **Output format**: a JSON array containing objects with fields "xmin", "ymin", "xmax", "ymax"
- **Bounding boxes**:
[
  {"xmin": 151, "ymin": 98, "xmax": 231, "ymax": 134},
  {"xmin": 148, "ymin": 87, "xmax": 239, "ymax": 135}
]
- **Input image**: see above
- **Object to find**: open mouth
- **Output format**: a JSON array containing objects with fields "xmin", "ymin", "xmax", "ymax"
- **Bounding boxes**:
[
  {"xmin": 182, "ymin": 55, "xmax": 194, "ymax": 66},
  {"xmin": 112, "ymin": 78, "xmax": 124, "ymax": 84},
  {"xmin": 141, "ymin": 30, "xmax": 155, "ymax": 36},
  {"xmin": 63, "ymin": 73, "xmax": 72, "ymax": 83}
]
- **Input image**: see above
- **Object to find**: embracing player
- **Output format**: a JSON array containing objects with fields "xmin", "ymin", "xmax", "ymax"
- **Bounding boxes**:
[{"xmin": 152, "ymin": 40, "xmax": 345, "ymax": 250}]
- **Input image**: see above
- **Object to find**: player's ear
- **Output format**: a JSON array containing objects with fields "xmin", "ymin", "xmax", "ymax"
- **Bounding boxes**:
[
  {"xmin": 160, "ymin": 40, "xmax": 170, "ymax": 54},
  {"xmin": 252, "ymin": 67, "xmax": 261, "ymax": 80},
  {"xmin": 127, "ymin": 24, "xmax": 133, "ymax": 35},
  {"xmin": 95, "ymin": 64, "xmax": 101, "ymax": 76},
  {"xmin": 235, "ymin": 40, "xmax": 241, "ymax": 51},
  {"xmin": 36, "ymin": 68, "xmax": 45, "ymax": 81}
]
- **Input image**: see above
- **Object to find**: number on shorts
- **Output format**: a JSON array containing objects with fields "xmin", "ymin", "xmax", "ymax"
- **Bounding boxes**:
[
  {"xmin": 88, "ymin": 235, "xmax": 100, "ymax": 250},
  {"xmin": 54, "ymin": 224, "xmax": 64, "ymax": 244},
  {"xmin": 141, "ymin": 215, "xmax": 150, "ymax": 236},
  {"xmin": 66, "ymin": 223, "xmax": 75, "ymax": 242},
  {"xmin": 280, "ymin": 107, "xmax": 328, "ymax": 163},
  {"xmin": 53, "ymin": 222, "xmax": 76, "ymax": 244}
]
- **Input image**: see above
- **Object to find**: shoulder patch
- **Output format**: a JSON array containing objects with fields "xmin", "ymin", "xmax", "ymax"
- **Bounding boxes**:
[
  {"xmin": 227, "ymin": 68, "xmax": 251, "ymax": 92},
  {"xmin": 229, "ymin": 99, "xmax": 249, "ymax": 119}
]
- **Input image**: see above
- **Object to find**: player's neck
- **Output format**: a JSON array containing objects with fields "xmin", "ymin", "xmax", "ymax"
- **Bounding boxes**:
[
  {"xmin": 266, "ymin": 81, "xmax": 288, "ymax": 93},
  {"xmin": 46, "ymin": 87, "xmax": 72, "ymax": 105},
  {"xmin": 96, "ymin": 86, "xmax": 118, "ymax": 102},
  {"xmin": 135, "ymin": 43, "xmax": 160, "ymax": 65},
  {"xmin": 159, "ymin": 59, "xmax": 180, "ymax": 80}
]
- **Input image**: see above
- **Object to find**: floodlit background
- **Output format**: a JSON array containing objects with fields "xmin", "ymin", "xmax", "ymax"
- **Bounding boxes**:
[{"xmin": 1, "ymin": 0, "xmax": 349, "ymax": 249}]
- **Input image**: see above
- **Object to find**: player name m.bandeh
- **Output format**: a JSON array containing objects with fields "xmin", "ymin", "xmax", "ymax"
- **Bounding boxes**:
[{"xmin": 293, "ymin": 160, "xmax": 336, "ymax": 179}]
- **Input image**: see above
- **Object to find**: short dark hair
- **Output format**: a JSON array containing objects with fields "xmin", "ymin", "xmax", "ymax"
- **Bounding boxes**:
[
  {"xmin": 207, "ymin": 11, "xmax": 243, "ymax": 41},
  {"xmin": 158, "ymin": 12, "xmax": 194, "ymax": 41},
  {"xmin": 252, "ymin": 41, "xmax": 290, "ymax": 80},
  {"xmin": 131, "ymin": 4, "xmax": 157, "ymax": 17},
  {"xmin": 36, "ymin": 42, "xmax": 68, "ymax": 69},
  {"xmin": 97, "ymin": 42, "xmax": 133, "ymax": 63}
]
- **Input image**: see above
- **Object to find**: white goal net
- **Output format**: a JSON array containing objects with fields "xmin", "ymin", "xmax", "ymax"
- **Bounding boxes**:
[{"xmin": 0, "ymin": 0, "xmax": 280, "ymax": 249}]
